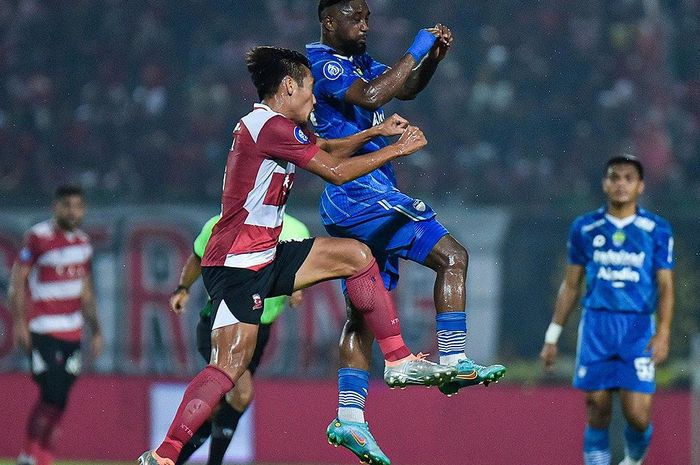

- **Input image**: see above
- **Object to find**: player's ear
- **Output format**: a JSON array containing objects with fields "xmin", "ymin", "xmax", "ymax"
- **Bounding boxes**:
[
  {"xmin": 638, "ymin": 180, "xmax": 645, "ymax": 195},
  {"xmin": 322, "ymin": 16, "xmax": 335, "ymax": 33},
  {"xmin": 282, "ymin": 76, "xmax": 295, "ymax": 96}
]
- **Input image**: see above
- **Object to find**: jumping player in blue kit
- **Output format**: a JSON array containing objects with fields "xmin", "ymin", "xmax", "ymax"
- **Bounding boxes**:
[
  {"xmin": 541, "ymin": 155, "xmax": 675, "ymax": 465},
  {"xmin": 307, "ymin": 1, "xmax": 505, "ymax": 463}
]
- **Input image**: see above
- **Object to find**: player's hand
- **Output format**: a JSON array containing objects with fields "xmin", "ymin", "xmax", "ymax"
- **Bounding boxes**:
[
  {"xmin": 377, "ymin": 113, "xmax": 409, "ymax": 137},
  {"xmin": 289, "ymin": 290, "xmax": 303, "ymax": 309},
  {"xmin": 647, "ymin": 330, "xmax": 670, "ymax": 365},
  {"xmin": 427, "ymin": 23, "xmax": 453, "ymax": 61},
  {"xmin": 540, "ymin": 343, "xmax": 558, "ymax": 371},
  {"xmin": 170, "ymin": 288, "xmax": 190, "ymax": 314},
  {"xmin": 395, "ymin": 125, "xmax": 427, "ymax": 156},
  {"xmin": 90, "ymin": 332, "xmax": 104, "ymax": 358},
  {"xmin": 13, "ymin": 322, "xmax": 30, "ymax": 352}
]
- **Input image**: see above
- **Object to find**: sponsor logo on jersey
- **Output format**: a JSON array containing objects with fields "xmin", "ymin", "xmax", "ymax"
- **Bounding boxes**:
[
  {"xmin": 323, "ymin": 61, "xmax": 343, "ymax": 80},
  {"xmin": 252, "ymin": 293, "xmax": 263, "ymax": 310},
  {"xmin": 294, "ymin": 126, "xmax": 310, "ymax": 144},
  {"xmin": 593, "ymin": 235, "xmax": 606, "ymax": 247},
  {"xmin": 596, "ymin": 266, "xmax": 640, "ymax": 283},
  {"xmin": 593, "ymin": 249, "xmax": 645, "ymax": 268},
  {"xmin": 372, "ymin": 110, "xmax": 385, "ymax": 127},
  {"xmin": 413, "ymin": 199, "xmax": 426, "ymax": 212},
  {"xmin": 612, "ymin": 230, "xmax": 626, "ymax": 246},
  {"xmin": 19, "ymin": 247, "xmax": 32, "ymax": 262}
]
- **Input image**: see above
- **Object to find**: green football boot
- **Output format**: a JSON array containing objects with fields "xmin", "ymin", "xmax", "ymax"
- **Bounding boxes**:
[
  {"xmin": 439, "ymin": 358, "xmax": 507, "ymax": 396},
  {"xmin": 326, "ymin": 418, "xmax": 391, "ymax": 465},
  {"xmin": 383, "ymin": 353, "xmax": 457, "ymax": 388},
  {"xmin": 137, "ymin": 451, "xmax": 174, "ymax": 465}
]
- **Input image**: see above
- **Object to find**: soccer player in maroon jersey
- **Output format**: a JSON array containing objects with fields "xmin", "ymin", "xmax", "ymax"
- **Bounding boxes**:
[
  {"xmin": 9, "ymin": 185, "xmax": 103, "ymax": 465},
  {"xmin": 139, "ymin": 46, "xmax": 457, "ymax": 465}
]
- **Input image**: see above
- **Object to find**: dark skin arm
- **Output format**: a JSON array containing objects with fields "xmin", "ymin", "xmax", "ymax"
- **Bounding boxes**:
[
  {"xmin": 344, "ymin": 25, "xmax": 453, "ymax": 109},
  {"xmin": 397, "ymin": 24, "xmax": 453, "ymax": 100},
  {"xmin": 316, "ymin": 113, "xmax": 408, "ymax": 159},
  {"xmin": 305, "ymin": 125, "xmax": 426, "ymax": 185}
]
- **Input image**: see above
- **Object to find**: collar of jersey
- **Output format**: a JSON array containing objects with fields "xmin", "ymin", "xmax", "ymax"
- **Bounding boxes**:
[
  {"xmin": 253, "ymin": 102, "xmax": 282, "ymax": 115},
  {"xmin": 604, "ymin": 213, "xmax": 637, "ymax": 229},
  {"xmin": 306, "ymin": 41, "xmax": 355, "ymax": 62}
]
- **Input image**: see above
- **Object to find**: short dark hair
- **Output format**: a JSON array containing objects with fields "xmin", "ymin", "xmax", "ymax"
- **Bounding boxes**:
[
  {"xmin": 606, "ymin": 154, "xmax": 644, "ymax": 180},
  {"xmin": 54, "ymin": 185, "xmax": 84, "ymax": 200},
  {"xmin": 318, "ymin": 0, "xmax": 348, "ymax": 21},
  {"xmin": 246, "ymin": 46, "xmax": 310, "ymax": 100}
]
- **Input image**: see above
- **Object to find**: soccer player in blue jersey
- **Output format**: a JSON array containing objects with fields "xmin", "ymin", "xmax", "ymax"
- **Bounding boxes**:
[
  {"xmin": 540, "ymin": 155, "xmax": 675, "ymax": 465},
  {"xmin": 308, "ymin": 1, "xmax": 505, "ymax": 462}
]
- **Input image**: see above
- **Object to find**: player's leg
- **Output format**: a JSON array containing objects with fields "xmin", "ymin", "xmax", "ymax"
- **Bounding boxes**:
[
  {"xmin": 21, "ymin": 334, "xmax": 80, "ymax": 465},
  {"xmin": 583, "ymin": 390, "xmax": 613, "ymax": 465},
  {"xmin": 421, "ymin": 233, "xmax": 507, "ymax": 395},
  {"xmin": 618, "ymin": 391, "xmax": 653, "ymax": 465},
  {"xmin": 293, "ymin": 237, "xmax": 455, "ymax": 384},
  {"xmin": 141, "ymin": 305, "xmax": 258, "ymax": 465},
  {"xmin": 176, "ymin": 315, "xmax": 215, "ymax": 465},
  {"xmin": 207, "ymin": 321, "xmax": 271, "ymax": 465},
  {"xmin": 326, "ymin": 300, "xmax": 389, "ymax": 464}
]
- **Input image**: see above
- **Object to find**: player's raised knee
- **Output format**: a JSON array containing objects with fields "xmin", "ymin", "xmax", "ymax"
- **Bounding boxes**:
[{"xmin": 341, "ymin": 239, "xmax": 373, "ymax": 274}]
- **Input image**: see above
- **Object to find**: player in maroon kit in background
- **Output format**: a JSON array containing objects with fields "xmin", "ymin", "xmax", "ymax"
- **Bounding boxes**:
[
  {"xmin": 9, "ymin": 185, "xmax": 103, "ymax": 465},
  {"xmin": 139, "ymin": 46, "xmax": 458, "ymax": 465}
]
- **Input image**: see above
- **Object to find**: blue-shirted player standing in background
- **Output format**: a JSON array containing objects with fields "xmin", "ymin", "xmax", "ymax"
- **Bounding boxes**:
[
  {"xmin": 307, "ymin": 1, "xmax": 505, "ymax": 463},
  {"xmin": 540, "ymin": 155, "xmax": 675, "ymax": 465}
]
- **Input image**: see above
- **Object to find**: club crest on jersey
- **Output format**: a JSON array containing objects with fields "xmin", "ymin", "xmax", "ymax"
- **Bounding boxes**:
[
  {"xmin": 612, "ymin": 230, "xmax": 626, "ymax": 246},
  {"xmin": 413, "ymin": 199, "xmax": 426, "ymax": 212},
  {"xmin": 593, "ymin": 235, "xmax": 606, "ymax": 247},
  {"xmin": 323, "ymin": 61, "xmax": 343, "ymax": 80},
  {"xmin": 252, "ymin": 294, "xmax": 263, "ymax": 310},
  {"xmin": 294, "ymin": 126, "xmax": 310, "ymax": 144}
]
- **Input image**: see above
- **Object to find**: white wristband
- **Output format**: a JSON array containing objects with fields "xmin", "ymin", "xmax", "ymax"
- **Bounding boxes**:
[{"xmin": 544, "ymin": 322, "xmax": 563, "ymax": 345}]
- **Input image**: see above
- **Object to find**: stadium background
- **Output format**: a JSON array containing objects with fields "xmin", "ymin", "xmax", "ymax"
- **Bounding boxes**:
[{"xmin": 0, "ymin": 0, "xmax": 698, "ymax": 464}]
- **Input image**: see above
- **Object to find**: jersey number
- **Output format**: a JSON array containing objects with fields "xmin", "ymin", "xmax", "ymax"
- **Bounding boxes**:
[{"xmin": 634, "ymin": 357, "xmax": 655, "ymax": 382}]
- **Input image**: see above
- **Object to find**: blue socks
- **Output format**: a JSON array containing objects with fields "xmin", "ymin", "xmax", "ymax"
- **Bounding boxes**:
[
  {"xmin": 624, "ymin": 424, "xmax": 652, "ymax": 462},
  {"xmin": 583, "ymin": 426, "xmax": 611, "ymax": 465},
  {"xmin": 337, "ymin": 368, "xmax": 369, "ymax": 424},
  {"xmin": 436, "ymin": 311, "xmax": 466, "ymax": 365}
]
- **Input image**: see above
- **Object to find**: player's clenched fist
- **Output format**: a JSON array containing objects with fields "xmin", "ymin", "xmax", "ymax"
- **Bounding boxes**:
[
  {"xmin": 395, "ymin": 125, "xmax": 427, "ymax": 156},
  {"xmin": 376, "ymin": 113, "xmax": 409, "ymax": 137},
  {"xmin": 427, "ymin": 23, "xmax": 453, "ymax": 61},
  {"xmin": 170, "ymin": 288, "xmax": 190, "ymax": 314}
]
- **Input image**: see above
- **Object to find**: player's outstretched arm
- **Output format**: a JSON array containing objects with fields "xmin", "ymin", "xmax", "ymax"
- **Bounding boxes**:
[
  {"xmin": 397, "ymin": 24, "xmax": 453, "ymax": 100},
  {"xmin": 540, "ymin": 264, "xmax": 584, "ymax": 370},
  {"xmin": 305, "ymin": 125, "xmax": 426, "ymax": 185},
  {"xmin": 648, "ymin": 269, "xmax": 674, "ymax": 365},
  {"xmin": 170, "ymin": 253, "xmax": 202, "ymax": 314},
  {"xmin": 343, "ymin": 29, "xmax": 440, "ymax": 111},
  {"xmin": 8, "ymin": 262, "xmax": 31, "ymax": 351},
  {"xmin": 317, "ymin": 113, "xmax": 408, "ymax": 159}
]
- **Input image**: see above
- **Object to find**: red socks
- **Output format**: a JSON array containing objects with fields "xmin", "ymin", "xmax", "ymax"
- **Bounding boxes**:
[
  {"xmin": 346, "ymin": 258, "xmax": 411, "ymax": 361},
  {"xmin": 24, "ymin": 401, "xmax": 63, "ymax": 465},
  {"xmin": 156, "ymin": 366, "xmax": 234, "ymax": 462}
]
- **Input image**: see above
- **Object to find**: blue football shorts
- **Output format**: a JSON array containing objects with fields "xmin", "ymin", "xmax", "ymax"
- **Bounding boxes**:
[
  {"xmin": 324, "ymin": 195, "xmax": 449, "ymax": 291},
  {"xmin": 573, "ymin": 308, "xmax": 656, "ymax": 394}
]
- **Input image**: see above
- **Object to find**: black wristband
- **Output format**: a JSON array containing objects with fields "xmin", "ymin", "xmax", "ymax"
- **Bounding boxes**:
[{"xmin": 173, "ymin": 285, "xmax": 189, "ymax": 294}]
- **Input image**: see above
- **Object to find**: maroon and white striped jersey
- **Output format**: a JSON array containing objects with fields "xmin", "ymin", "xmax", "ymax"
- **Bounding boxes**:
[
  {"xmin": 202, "ymin": 103, "xmax": 319, "ymax": 270},
  {"xmin": 16, "ymin": 220, "xmax": 93, "ymax": 342}
]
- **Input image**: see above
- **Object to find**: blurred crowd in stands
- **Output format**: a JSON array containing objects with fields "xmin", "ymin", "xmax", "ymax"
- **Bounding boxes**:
[{"xmin": 1, "ymin": 0, "xmax": 698, "ymax": 210}]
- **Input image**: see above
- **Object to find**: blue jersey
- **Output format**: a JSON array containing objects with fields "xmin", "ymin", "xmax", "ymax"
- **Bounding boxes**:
[
  {"xmin": 567, "ymin": 207, "xmax": 674, "ymax": 314},
  {"xmin": 306, "ymin": 42, "xmax": 401, "ymax": 225}
]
